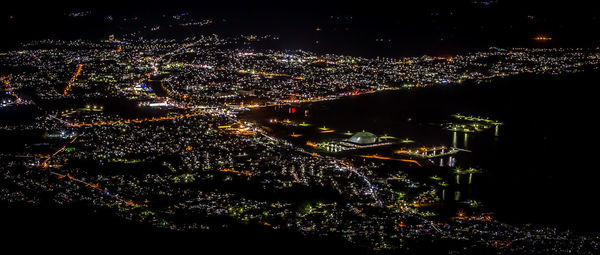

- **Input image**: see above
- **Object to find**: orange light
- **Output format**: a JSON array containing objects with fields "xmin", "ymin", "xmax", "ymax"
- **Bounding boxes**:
[
  {"xmin": 359, "ymin": 155, "xmax": 422, "ymax": 167},
  {"xmin": 533, "ymin": 36, "xmax": 552, "ymax": 41},
  {"xmin": 220, "ymin": 168, "xmax": 252, "ymax": 177},
  {"xmin": 63, "ymin": 64, "xmax": 83, "ymax": 96}
]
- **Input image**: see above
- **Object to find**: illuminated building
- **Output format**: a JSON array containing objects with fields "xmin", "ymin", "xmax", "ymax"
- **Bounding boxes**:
[{"xmin": 345, "ymin": 131, "xmax": 380, "ymax": 145}]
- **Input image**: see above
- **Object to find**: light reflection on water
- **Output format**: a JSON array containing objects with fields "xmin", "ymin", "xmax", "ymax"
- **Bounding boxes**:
[
  {"xmin": 241, "ymin": 74, "xmax": 600, "ymax": 231},
  {"xmin": 242, "ymin": 97, "xmax": 494, "ymax": 221},
  {"xmin": 452, "ymin": 131, "xmax": 457, "ymax": 147}
]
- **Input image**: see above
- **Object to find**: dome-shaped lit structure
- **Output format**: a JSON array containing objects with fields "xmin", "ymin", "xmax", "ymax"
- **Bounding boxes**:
[{"xmin": 346, "ymin": 131, "xmax": 379, "ymax": 145}]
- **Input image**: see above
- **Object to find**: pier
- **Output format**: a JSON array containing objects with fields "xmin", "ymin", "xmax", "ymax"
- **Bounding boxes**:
[{"xmin": 394, "ymin": 146, "xmax": 459, "ymax": 158}]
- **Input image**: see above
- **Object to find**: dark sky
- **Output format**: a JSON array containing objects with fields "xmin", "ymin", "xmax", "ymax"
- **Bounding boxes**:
[{"xmin": 2, "ymin": 0, "xmax": 600, "ymax": 56}]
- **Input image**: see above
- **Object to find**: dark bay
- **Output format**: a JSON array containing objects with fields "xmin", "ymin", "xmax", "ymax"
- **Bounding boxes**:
[{"xmin": 242, "ymin": 70, "xmax": 600, "ymax": 233}]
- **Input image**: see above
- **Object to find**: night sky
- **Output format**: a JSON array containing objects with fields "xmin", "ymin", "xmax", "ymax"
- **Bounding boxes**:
[{"xmin": 3, "ymin": 0, "xmax": 600, "ymax": 56}]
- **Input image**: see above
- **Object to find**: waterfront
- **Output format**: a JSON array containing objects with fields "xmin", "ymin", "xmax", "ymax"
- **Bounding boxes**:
[
  {"xmin": 2, "ymin": 4, "xmax": 600, "ymax": 252},
  {"xmin": 243, "ymin": 70, "xmax": 600, "ymax": 233}
]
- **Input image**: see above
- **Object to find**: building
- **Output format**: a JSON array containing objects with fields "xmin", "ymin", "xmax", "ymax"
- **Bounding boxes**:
[
  {"xmin": 345, "ymin": 131, "xmax": 380, "ymax": 145},
  {"xmin": 317, "ymin": 131, "xmax": 394, "ymax": 152}
]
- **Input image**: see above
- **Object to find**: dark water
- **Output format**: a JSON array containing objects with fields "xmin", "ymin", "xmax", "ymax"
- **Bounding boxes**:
[{"xmin": 243, "ymin": 71, "xmax": 600, "ymax": 233}]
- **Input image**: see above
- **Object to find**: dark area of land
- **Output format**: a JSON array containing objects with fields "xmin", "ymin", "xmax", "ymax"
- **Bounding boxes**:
[{"xmin": 0, "ymin": 202, "xmax": 366, "ymax": 254}]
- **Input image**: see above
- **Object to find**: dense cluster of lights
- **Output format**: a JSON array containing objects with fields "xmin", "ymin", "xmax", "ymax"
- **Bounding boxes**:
[{"xmin": 0, "ymin": 29, "xmax": 599, "ymax": 254}]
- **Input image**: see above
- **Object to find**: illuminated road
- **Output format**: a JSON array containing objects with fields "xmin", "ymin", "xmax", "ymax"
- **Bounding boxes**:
[
  {"xmin": 47, "ymin": 114, "xmax": 72, "ymax": 125},
  {"xmin": 359, "ymin": 154, "xmax": 422, "ymax": 167},
  {"xmin": 337, "ymin": 159, "xmax": 382, "ymax": 205},
  {"xmin": 37, "ymin": 135, "xmax": 137, "ymax": 207},
  {"xmin": 1, "ymin": 74, "xmax": 25, "ymax": 104},
  {"xmin": 48, "ymin": 170, "xmax": 137, "ymax": 207},
  {"xmin": 68, "ymin": 110, "xmax": 203, "ymax": 127},
  {"xmin": 249, "ymin": 123, "xmax": 382, "ymax": 205},
  {"xmin": 130, "ymin": 39, "xmax": 204, "ymax": 100},
  {"xmin": 220, "ymin": 168, "xmax": 252, "ymax": 177},
  {"xmin": 63, "ymin": 64, "xmax": 83, "ymax": 96}
]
